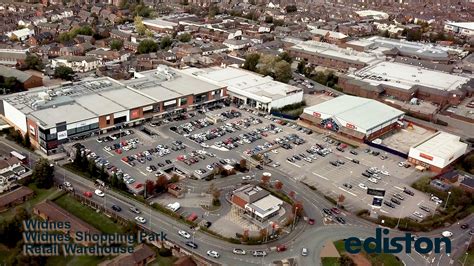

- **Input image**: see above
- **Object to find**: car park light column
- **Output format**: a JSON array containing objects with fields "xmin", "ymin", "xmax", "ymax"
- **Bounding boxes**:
[
  {"xmin": 395, "ymin": 205, "xmax": 405, "ymax": 228},
  {"xmin": 444, "ymin": 191, "xmax": 451, "ymax": 209}
]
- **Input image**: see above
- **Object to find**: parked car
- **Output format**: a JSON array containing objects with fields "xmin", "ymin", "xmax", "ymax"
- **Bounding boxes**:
[
  {"xmin": 134, "ymin": 216, "xmax": 146, "ymax": 224},
  {"xmin": 207, "ymin": 250, "xmax": 220, "ymax": 258},
  {"xmin": 393, "ymin": 193, "xmax": 405, "ymax": 200},
  {"xmin": 301, "ymin": 248, "xmax": 308, "ymax": 256},
  {"xmin": 335, "ymin": 217, "xmax": 346, "ymax": 224},
  {"xmin": 343, "ymin": 183, "xmax": 353, "ymax": 189},
  {"xmin": 384, "ymin": 201, "xmax": 395, "ymax": 208},
  {"xmin": 111, "ymin": 205, "xmax": 122, "ymax": 212},
  {"xmin": 83, "ymin": 191, "xmax": 93, "ymax": 198},
  {"xmin": 232, "ymin": 248, "xmax": 246, "ymax": 255}
]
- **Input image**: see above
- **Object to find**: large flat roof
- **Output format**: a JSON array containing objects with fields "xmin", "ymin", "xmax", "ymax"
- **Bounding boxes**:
[
  {"xmin": 350, "ymin": 61, "xmax": 471, "ymax": 92},
  {"xmin": 411, "ymin": 132, "xmax": 467, "ymax": 160},
  {"xmin": 445, "ymin": 22, "xmax": 474, "ymax": 30},
  {"xmin": 303, "ymin": 95, "xmax": 404, "ymax": 131},
  {"xmin": 183, "ymin": 67, "xmax": 302, "ymax": 103},
  {"xmin": 2, "ymin": 66, "xmax": 224, "ymax": 129}
]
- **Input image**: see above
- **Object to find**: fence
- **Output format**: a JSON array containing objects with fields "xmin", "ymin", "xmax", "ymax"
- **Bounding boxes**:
[{"xmin": 364, "ymin": 140, "xmax": 408, "ymax": 159}]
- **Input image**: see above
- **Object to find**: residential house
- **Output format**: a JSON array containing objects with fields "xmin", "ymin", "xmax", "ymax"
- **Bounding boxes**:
[
  {"xmin": 51, "ymin": 55, "xmax": 101, "ymax": 72},
  {"xmin": 33, "ymin": 200, "xmax": 101, "ymax": 245},
  {"xmin": 29, "ymin": 32, "xmax": 54, "ymax": 46},
  {"xmin": 37, "ymin": 22, "xmax": 58, "ymax": 34},
  {"xmin": 0, "ymin": 186, "xmax": 34, "ymax": 212},
  {"xmin": 0, "ymin": 65, "xmax": 43, "ymax": 89},
  {"xmin": 459, "ymin": 177, "xmax": 474, "ymax": 193},
  {"xmin": 98, "ymin": 244, "xmax": 156, "ymax": 266},
  {"xmin": 201, "ymin": 44, "xmax": 229, "ymax": 56},
  {"xmin": 31, "ymin": 16, "xmax": 47, "ymax": 26},
  {"xmin": 123, "ymin": 41, "xmax": 139, "ymax": 53},
  {"xmin": 110, "ymin": 29, "xmax": 131, "ymax": 42},
  {"xmin": 59, "ymin": 46, "xmax": 81, "ymax": 56}
]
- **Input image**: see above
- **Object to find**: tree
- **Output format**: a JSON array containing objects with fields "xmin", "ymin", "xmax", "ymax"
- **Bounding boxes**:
[
  {"xmin": 259, "ymin": 228, "xmax": 268, "ymax": 239},
  {"xmin": 31, "ymin": 158, "xmax": 54, "ymax": 189},
  {"xmin": 260, "ymin": 174, "xmax": 271, "ymax": 185},
  {"xmin": 169, "ymin": 174, "xmax": 179, "ymax": 183},
  {"xmin": 257, "ymin": 54, "xmax": 277, "ymax": 76},
  {"xmin": 273, "ymin": 19, "xmax": 284, "ymax": 27},
  {"xmin": 337, "ymin": 194, "xmax": 345, "ymax": 207},
  {"xmin": 137, "ymin": 39, "xmax": 158, "ymax": 54},
  {"xmin": 23, "ymin": 132, "xmax": 31, "ymax": 149},
  {"xmin": 265, "ymin": 16, "xmax": 273, "ymax": 23},
  {"xmin": 178, "ymin": 32, "xmax": 191, "ymax": 42},
  {"xmin": 278, "ymin": 52, "xmax": 292, "ymax": 64},
  {"xmin": 243, "ymin": 53, "xmax": 260, "ymax": 72},
  {"xmin": 285, "ymin": 5, "xmax": 297, "ymax": 13},
  {"xmin": 134, "ymin": 16, "xmax": 147, "ymax": 35},
  {"xmin": 87, "ymin": 159, "xmax": 96, "ymax": 179},
  {"xmin": 274, "ymin": 60, "xmax": 292, "ymax": 83},
  {"xmin": 111, "ymin": 172, "xmax": 118, "ymax": 188},
  {"xmin": 406, "ymin": 29, "xmax": 422, "ymax": 41},
  {"xmin": 461, "ymin": 153, "xmax": 474, "ymax": 174},
  {"xmin": 275, "ymin": 181, "xmax": 283, "ymax": 190},
  {"xmin": 25, "ymin": 54, "xmax": 43, "ymax": 71},
  {"xmin": 159, "ymin": 36, "xmax": 172, "ymax": 50},
  {"xmin": 73, "ymin": 147, "xmax": 82, "ymax": 167},
  {"xmin": 297, "ymin": 60, "xmax": 306, "ymax": 74},
  {"xmin": 289, "ymin": 190, "xmax": 296, "ymax": 199},
  {"xmin": 239, "ymin": 159, "xmax": 247, "ymax": 170},
  {"xmin": 155, "ymin": 175, "xmax": 168, "ymax": 192},
  {"xmin": 110, "ymin": 39, "xmax": 123, "ymax": 50},
  {"xmin": 54, "ymin": 66, "xmax": 74, "ymax": 80},
  {"xmin": 145, "ymin": 179, "xmax": 155, "ymax": 197},
  {"xmin": 292, "ymin": 201, "xmax": 304, "ymax": 217},
  {"xmin": 99, "ymin": 165, "xmax": 107, "ymax": 181}
]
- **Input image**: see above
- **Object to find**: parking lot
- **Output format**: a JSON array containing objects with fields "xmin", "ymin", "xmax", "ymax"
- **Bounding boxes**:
[{"xmin": 67, "ymin": 105, "xmax": 440, "ymax": 221}]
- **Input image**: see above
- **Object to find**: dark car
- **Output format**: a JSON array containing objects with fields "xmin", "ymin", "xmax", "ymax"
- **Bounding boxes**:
[
  {"xmin": 185, "ymin": 241, "xmax": 198, "ymax": 249},
  {"xmin": 362, "ymin": 172, "xmax": 371, "ymax": 178},
  {"xmin": 419, "ymin": 205, "xmax": 431, "ymax": 212},
  {"xmin": 335, "ymin": 217, "xmax": 346, "ymax": 224},
  {"xmin": 460, "ymin": 224, "xmax": 469, "ymax": 230},
  {"xmin": 111, "ymin": 205, "xmax": 122, "ymax": 212},
  {"xmin": 256, "ymin": 165, "xmax": 263, "ymax": 170},
  {"xmin": 165, "ymin": 159, "xmax": 172, "ymax": 164},
  {"xmin": 308, "ymin": 218, "xmax": 315, "ymax": 225},
  {"xmin": 384, "ymin": 201, "xmax": 396, "ymax": 208},
  {"xmin": 391, "ymin": 198, "xmax": 401, "ymax": 205},
  {"xmin": 350, "ymin": 150, "xmax": 358, "ymax": 155},
  {"xmin": 323, "ymin": 208, "xmax": 332, "ymax": 216},
  {"xmin": 330, "ymin": 161, "xmax": 338, "ymax": 166},
  {"xmin": 343, "ymin": 183, "xmax": 353, "ymax": 189},
  {"xmin": 403, "ymin": 187, "xmax": 415, "ymax": 196},
  {"xmin": 352, "ymin": 159, "xmax": 360, "ymax": 164}
]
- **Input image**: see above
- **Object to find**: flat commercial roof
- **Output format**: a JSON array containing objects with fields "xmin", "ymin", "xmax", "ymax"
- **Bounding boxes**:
[
  {"xmin": 411, "ymin": 132, "xmax": 467, "ymax": 160},
  {"xmin": 247, "ymin": 194, "xmax": 283, "ymax": 218},
  {"xmin": 290, "ymin": 40, "xmax": 381, "ymax": 65},
  {"xmin": 183, "ymin": 67, "xmax": 302, "ymax": 103},
  {"xmin": 445, "ymin": 22, "xmax": 474, "ymax": 30},
  {"xmin": 303, "ymin": 95, "xmax": 404, "ymax": 131},
  {"xmin": 143, "ymin": 18, "xmax": 178, "ymax": 29},
  {"xmin": 351, "ymin": 61, "xmax": 471, "ymax": 91}
]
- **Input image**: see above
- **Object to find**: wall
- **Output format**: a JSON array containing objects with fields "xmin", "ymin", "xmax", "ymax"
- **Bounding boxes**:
[
  {"xmin": 3, "ymin": 100, "xmax": 27, "ymax": 132},
  {"xmin": 269, "ymin": 91, "xmax": 304, "ymax": 110}
]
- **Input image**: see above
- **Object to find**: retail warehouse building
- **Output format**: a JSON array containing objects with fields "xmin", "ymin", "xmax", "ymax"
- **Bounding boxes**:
[
  {"xmin": 300, "ymin": 95, "xmax": 405, "ymax": 141},
  {"xmin": 0, "ymin": 65, "xmax": 227, "ymax": 155}
]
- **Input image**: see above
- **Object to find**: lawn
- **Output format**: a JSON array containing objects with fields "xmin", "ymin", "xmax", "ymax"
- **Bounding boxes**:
[
  {"xmin": 330, "ymin": 240, "xmax": 402, "ymax": 266},
  {"xmin": 321, "ymin": 257, "xmax": 340, "ymax": 266},
  {"xmin": 149, "ymin": 256, "xmax": 178, "ymax": 266},
  {"xmin": 54, "ymin": 193, "xmax": 124, "ymax": 234},
  {"xmin": 458, "ymin": 251, "xmax": 474, "ymax": 266},
  {"xmin": 0, "ymin": 184, "xmax": 63, "ymax": 223},
  {"xmin": 46, "ymin": 255, "xmax": 108, "ymax": 266}
]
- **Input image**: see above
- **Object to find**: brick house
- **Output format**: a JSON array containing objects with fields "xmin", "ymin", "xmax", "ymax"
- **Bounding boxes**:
[{"xmin": 0, "ymin": 186, "xmax": 34, "ymax": 212}]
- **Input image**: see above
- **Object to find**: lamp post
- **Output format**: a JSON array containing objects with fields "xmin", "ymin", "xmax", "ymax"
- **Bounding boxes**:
[
  {"xmin": 292, "ymin": 206, "xmax": 298, "ymax": 231},
  {"xmin": 395, "ymin": 206, "xmax": 405, "ymax": 228},
  {"xmin": 444, "ymin": 191, "xmax": 452, "ymax": 209}
]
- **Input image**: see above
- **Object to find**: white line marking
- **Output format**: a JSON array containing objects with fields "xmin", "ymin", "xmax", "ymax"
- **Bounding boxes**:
[{"xmin": 337, "ymin": 186, "xmax": 357, "ymax": 197}]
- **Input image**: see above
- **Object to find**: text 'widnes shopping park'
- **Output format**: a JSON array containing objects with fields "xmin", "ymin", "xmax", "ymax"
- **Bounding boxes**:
[{"xmin": 0, "ymin": 4, "xmax": 473, "ymax": 266}]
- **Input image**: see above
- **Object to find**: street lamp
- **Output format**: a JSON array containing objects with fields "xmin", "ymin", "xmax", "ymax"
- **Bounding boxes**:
[
  {"xmin": 396, "ymin": 206, "xmax": 405, "ymax": 228},
  {"xmin": 444, "ymin": 191, "xmax": 452, "ymax": 209},
  {"xmin": 292, "ymin": 206, "xmax": 298, "ymax": 231}
]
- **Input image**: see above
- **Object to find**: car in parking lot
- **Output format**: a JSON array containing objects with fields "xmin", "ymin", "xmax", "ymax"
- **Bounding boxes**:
[
  {"xmin": 368, "ymin": 177, "xmax": 378, "ymax": 184},
  {"xmin": 308, "ymin": 218, "xmax": 315, "ymax": 225},
  {"xmin": 431, "ymin": 196, "xmax": 443, "ymax": 205},
  {"xmin": 207, "ymin": 250, "xmax": 220, "ymax": 258},
  {"xmin": 461, "ymin": 224, "xmax": 470, "ymax": 230},
  {"xmin": 393, "ymin": 193, "xmax": 405, "ymax": 200},
  {"xmin": 232, "ymin": 248, "xmax": 246, "ymax": 255},
  {"xmin": 242, "ymin": 175, "xmax": 253, "ymax": 180},
  {"xmin": 384, "ymin": 201, "xmax": 395, "ymax": 208},
  {"xmin": 301, "ymin": 248, "xmax": 308, "ymax": 256},
  {"xmin": 419, "ymin": 205, "xmax": 431, "ymax": 212},
  {"xmin": 350, "ymin": 150, "xmax": 358, "ymax": 155},
  {"xmin": 403, "ymin": 187, "xmax": 415, "ymax": 196},
  {"xmin": 343, "ymin": 183, "xmax": 352, "ymax": 189},
  {"xmin": 178, "ymin": 230, "xmax": 191, "ymax": 239},
  {"xmin": 358, "ymin": 183, "xmax": 368, "ymax": 190},
  {"xmin": 331, "ymin": 208, "xmax": 341, "ymax": 215},
  {"xmin": 362, "ymin": 172, "xmax": 371, "ymax": 178},
  {"xmin": 391, "ymin": 198, "xmax": 401, "ymax": 205},
  {"xmin": 111, "ymin": 205, "xmax": 121, "ymax": 212},
  {"xmin": 335, "ymin": 217, "xmax": 346, "ymax": 224},
  {"xmin": 323, "ymin": 208, "xmax": 332, "ymax": 216},
  {"xmin": 412, "ymin": 212, "xmax": 425, "ymax": 219},
  {"xmin": 83, "ymin": 191, "xmax": 93, "ymax": 198}
]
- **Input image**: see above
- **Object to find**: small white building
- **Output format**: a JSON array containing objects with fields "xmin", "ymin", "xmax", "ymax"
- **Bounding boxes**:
[
  {"xmin": 444, "ymin": 22, "xmax": 474, "ymax": 37},
  {"xmin": 408, "ymin": 132, "xmax": 468, "ymax": 173},
  {"xmin": 51, "ymin": 56, "xmax": 101, "ymax": 72},
  {"xmin": 6, "ymin": 28, "xmax": 34, "ymax": 42}
]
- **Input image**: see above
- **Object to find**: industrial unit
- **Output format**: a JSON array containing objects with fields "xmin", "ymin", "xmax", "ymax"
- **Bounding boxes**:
[
  {"xmin": 300, "ymin": 95, "xmax": 405, "ymax": 141},
  {"xmin": 0, "ymin": 65, "xmax": 227, "ymax": 155}
]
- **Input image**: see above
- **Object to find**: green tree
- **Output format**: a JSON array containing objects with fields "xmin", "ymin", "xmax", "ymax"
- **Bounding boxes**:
[
  {"xmin": 25, "ymin": 54, "xmax": 43, "ymax": 71},
  {"xmin": 31, "ymin": 158, "xmax": 54, "ymax": 189},
  {"xmin": 257, "ymin": 54, "xmax": 278, "ymax": 76},
  {"xmin": 23, "ymin": 132, "xmax": 31, "ymax": 149},
  {"xmin": 243, "ymin": 53, "xmax": 260, "ymax": 72},
  {"xmin": 111, "ymin": 172, "xmax": 118, "ymax": 188},
  {"xmin": 297, "ymin": 60, "xmax": 306, "ymax": 74},
  {"xmin": 99, "ymin": 165, "xmax": 107, "ymax": 181},
  {"xmin": 73, "ymin": 147, "xmax": 82, "ymax": 167},
  {"xmin": 88, "ymin": 159, "xmax": 96, "ymax": 178},
  {"xmin": 406, "ymin": 29, "xmax": 422, "ymax": 41},
  {"xmin": 110, "ymin": 39, "xmax": 123, "ymax": 50},
  {"xmin": 285, "ymin": 5, "xmax": 297, "ymax": 13},
  {"xmin": 265, "ymin": 16, "xmax": 273, "ymax": 23},
  {"xmin": 462, "ymin": 153, "xmax": 474, "ymax": 174},
  {"xmin": 159, "ymin": 36, "xmax": 172, "ymax": 50},
  {"xmin": 278, "ymin": 52, "xmax": 293, "ymax": 63},
  {"xmin": 178, "ymin": 32, "xmax": 191, "ymax": 42},
  {"xmin": 134, "ymin": 16, "xmax": 147, "ymax": 35},
  {"xmin": 274, "ymin": 60, "xmax": 292, "ymax": 83},
  {"xmin": 54, "ymin": 66, "xmax": 74, "ymax": 80},
  {"xmin": 273, "ymin": 19, "xmax": 284, "ymax": 27},
  {"xmin": 138, "ymin": 39, "xmax": 158, "ymax": 54}
]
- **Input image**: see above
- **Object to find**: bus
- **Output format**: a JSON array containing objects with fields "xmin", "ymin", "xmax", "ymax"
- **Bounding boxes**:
[{"xmin": 10, "ymin": 151, "xmax": 27, "ymax": 164}]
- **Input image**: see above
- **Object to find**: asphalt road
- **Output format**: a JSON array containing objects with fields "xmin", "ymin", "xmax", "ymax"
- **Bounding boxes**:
[{"xmin": 1, "ymin": 137, "xmax": 471, "ymax": 266}]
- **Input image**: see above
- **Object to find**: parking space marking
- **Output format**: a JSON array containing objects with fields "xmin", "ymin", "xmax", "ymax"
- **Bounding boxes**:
[
  {"xmin": 337, "ymin": 186, "xmax": 357, "ymax": 197},
  {"xmin": 287, "ymin": 161, "xmax": 301, "ymax": 168},
  {"xmin": 312, "ymin": 172, "xmax": 328, "ymax": 180}
]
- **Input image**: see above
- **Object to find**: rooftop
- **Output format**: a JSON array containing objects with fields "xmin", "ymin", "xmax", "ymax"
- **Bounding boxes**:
[
  {"xmin": 411, "ymin": 132, "xmax": 468, "ymax": 160},
  {"xmin": 350, "ymin": 61, "xmax": 471, "ymax": 92},
  {"xmin": 0, "ymin": 186, "xmax": 33, "ymax": 207},
  {"xmin": 445, "ymin": 21, "xmax": 474, "ymax": 30},
  {"xmin": 183, "ymin": 67, "xmax": 302, "ymax": 104},
  {"xmin": 143, "ymin": 18, "xmax": 178, "ymax": 29},
  {"xmin": 0, "ymin": 65, "xmax": 38, "ymax": 83},
  {"xmin": 303, "ymin": 95, "xmax": 404, "ymax": 132}
]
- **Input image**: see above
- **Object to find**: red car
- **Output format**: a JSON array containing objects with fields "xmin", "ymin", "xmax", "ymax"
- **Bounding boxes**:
[
  {"xmin": 134, "ymin": 183, "xmax": 143, "ymax": 189},
  {"xmin": 83, "ymin": 191, "xmax": 93, "ymax": 198},
  {"xmin": 331, "ymin": 208, "xmax": 341, "ymax": 215},
  {"xmin": 308, "ymin": 218, "xmax": 315, "ymax": 225},
  {"xmin": 276, "ymin": 244, "xmax": 286, "ymax": 252}
]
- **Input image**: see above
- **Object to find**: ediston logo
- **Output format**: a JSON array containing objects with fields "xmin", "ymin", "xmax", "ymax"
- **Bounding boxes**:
[
  {"xmin": 419, "ymin": 153, "xmax": 434, "ymax": 161},
  {"xmin": 345, "ymin": 228, "xmax": 451, "ymax": 254}
]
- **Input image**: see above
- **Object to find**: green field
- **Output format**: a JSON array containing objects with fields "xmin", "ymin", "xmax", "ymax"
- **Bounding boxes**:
[
  {"xmin": 324, "ymin": 240, "xmax": 403, "ymax": 266},
  {"xmin": 54, "ymin": 193, "xmax": 124, "ymax": 234}
]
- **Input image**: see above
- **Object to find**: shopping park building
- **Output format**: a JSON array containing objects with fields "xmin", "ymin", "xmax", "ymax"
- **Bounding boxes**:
[
  {"xmin": 0, "ymin": 65, "xmax": 227, "ymax": 155},
  {"xmin": 300, "ymin": 95, "xmax": 405, "ymax": 141}
]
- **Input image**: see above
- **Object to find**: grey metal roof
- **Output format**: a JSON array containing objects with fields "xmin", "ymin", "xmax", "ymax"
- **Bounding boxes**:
[{"xmin": 0, "ymin": 65, "xmax": 35, "ymax": 83}]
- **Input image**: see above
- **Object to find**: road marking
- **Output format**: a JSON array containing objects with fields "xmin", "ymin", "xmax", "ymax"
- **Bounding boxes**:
[
  {"xmin": 312, "ymin": 172, "xmax": 328, "ymax": 180},
  {"xmin": 394, "ymin": 186, "xmax": 403, "ymax": 190},
  {"xmin": 337, "ymin": 186, "xmax": 357, "ymax": 197},
  {"xmin": 287, "ymin": 161, "xmax": 301, "ymax": 168}
]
